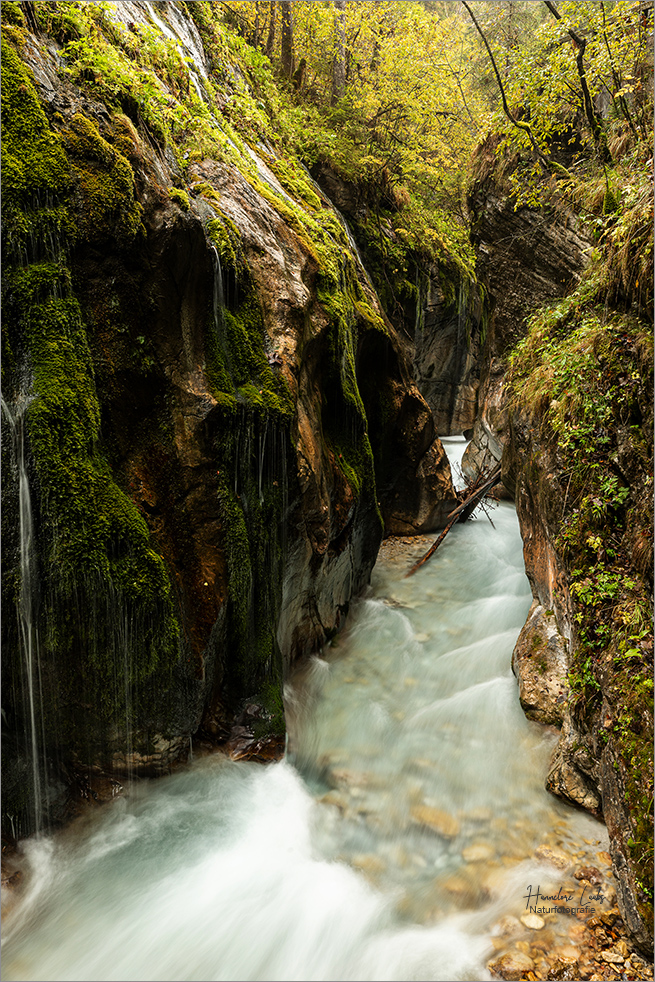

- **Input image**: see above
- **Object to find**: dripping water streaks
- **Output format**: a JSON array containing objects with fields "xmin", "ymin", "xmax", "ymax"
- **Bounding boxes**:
[{"xmin": 2, "ymin": 392, "xmax": 46, "ymax": 835}]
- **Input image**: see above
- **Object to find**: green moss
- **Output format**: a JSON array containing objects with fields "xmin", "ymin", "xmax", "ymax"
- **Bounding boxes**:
[
  {"xmin": 206, "ymin": 212, "xmax": 242, "ymax": 274},
  {"xmin": 603, "ymin": 186, "xmax": 619, "ymax": 215},
  {"xmin": 192, "ymin": 181, "xmax": 222, "ymax": 207},
  {"xmin": 1, "ymin": 45, "xmax": 181, "ymax": 786},
  {"xmin": 34, "ymin": 1, "xmax": 89, "ymax": 42},
  {"xmin": 268, "ymin": 157, "xmax": 322, "ymax": 211},
  {"xmin": 107, "ymin": 112, "xmax": 142, "ymax": 160},
  {"xmin": 1, "ymin": 2, "xmax": 25, "ymax": 27},
  {"xmin": 1, "ymin": 40, "xmax": 71, "ymax": 215},
  {"xmin": 508, "ymin": 258, "xmax": 654, "ymax": 919},
  {"xmin": 214, "ymin": 417, "xmax": 288, "ymax": 727},
  {"xmin": 203, "ymin": 214, "xmax": 294, "ymax": 425},
  {"xmin": 258, "ymin": 678, "xmax": 285, "ymax": 736},
  {"xmin": 62, "ymin": 113, "xmax": 143, "ymax": 245},
  {"xmin": 168, "ymin": 187, "xmax": 190, "ymax": 211}
]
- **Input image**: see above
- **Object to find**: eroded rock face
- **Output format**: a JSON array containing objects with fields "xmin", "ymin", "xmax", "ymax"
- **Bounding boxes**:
[
  {"xmin": 308, "ymin": 162, "xmax": 483, "ymax": 438},
  {"xmin": 462, "ymin": 171, "xmax": 592, "ymax": 481},
  {"xmin": 467, "ymin": 150, "xmax": 652, "ymax": 954},
  {"xmin": 410, "ymin": 268, "xmax": 483, "ymax": 436}
]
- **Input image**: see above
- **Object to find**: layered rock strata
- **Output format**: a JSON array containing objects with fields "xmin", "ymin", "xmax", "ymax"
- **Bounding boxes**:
[{"xmin": 462, "ymin": 140, "xmax": 592, "ymax": 482}]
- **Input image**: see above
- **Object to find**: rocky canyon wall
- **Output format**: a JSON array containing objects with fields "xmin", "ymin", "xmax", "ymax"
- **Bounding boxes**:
[
  {"xmin": 465, "ymin": 139, "xmax": 654, "ymax": 954},
  {"xmin": 308, "ymin": 161, "xmax": 484, "ymax": 439},
  {"xmin": 463, "ymin": 135, "xmax": 593, "ymax": 483},
  {"xmin": 0, "ymin": 2, "xmax": 456, "ymax": 836}
]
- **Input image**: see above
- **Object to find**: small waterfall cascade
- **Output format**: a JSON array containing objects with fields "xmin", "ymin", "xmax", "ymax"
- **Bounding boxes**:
[
  {"xmin": 1, "ymin": 392, "xmax": 47, "ymax": 836},
  {"xmin": 210, "ymin": 245, "xmax": 225, "ymax": 332},
  {"xmin": 210, "ymin": 244, "xmax": 235, "ymax": 381}
]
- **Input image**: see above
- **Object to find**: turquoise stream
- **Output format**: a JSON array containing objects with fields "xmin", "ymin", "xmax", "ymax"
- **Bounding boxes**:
[{"xmin": 1, "ymin": 438, "xmax": 607, "ymax": 981}]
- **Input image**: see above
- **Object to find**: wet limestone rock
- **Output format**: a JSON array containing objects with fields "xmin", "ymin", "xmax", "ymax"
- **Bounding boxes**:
[
  {"xmin": 1, "ymin": 4, "xmax": 459, "ymax": 836},
  {"xmin": 512, "ymin": 600, "xmax": 569, "ymax": 726},
  {"xmin": 409, "ymin": 266, "xmax": 483, "ymax": 436},
  {"xmin": 488, "ymin": 948, "xmax": 535, "ymax": 981},
  {"xmin": 309, "ymin": 162, "xmax": 483, "ymax": 438}
]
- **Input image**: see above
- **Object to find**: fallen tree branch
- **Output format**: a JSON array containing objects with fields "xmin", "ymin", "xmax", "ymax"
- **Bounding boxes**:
[{"xmin": 405, "ymin": 464, "xmax": 503, "ymax": 577}]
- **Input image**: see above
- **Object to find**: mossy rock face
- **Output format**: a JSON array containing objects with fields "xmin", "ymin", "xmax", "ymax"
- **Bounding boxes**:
[
  {"xmin": 1, "ymin": 38, "xmax": 190, "ymax": 836},
  {"xmin": 506, "ymin": 296, "xmax": 654, "ymax": 954},
  {"xmin": 168, "ymin": 187, "xmax": 190, "ymax": 211},
  {"xmin": 63, "ymin": 113, "xmax": 143, "ymax": 245},
  {"xmin": 1, "ymin": 2, "xmax": 458, "ymax": 840}
]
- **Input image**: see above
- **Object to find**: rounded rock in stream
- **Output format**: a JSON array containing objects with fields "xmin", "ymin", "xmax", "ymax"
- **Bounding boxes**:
[
  {"xmin": 520, "ymin": 912, "xmax": 546, "ymax": 930},
  {"xmin": 461, "ymin": 842, "xmax": 494, "ymax": 862},
  {"xmin": 488, "ymin": 948, "xmax": 535, "ymax": 980},
  {"xmin": 493, "ymin": 915, "xmax": 523, "ymax": 938},
  {"xmin": 533, "ymin": 843, "xmax": 572, "ymax": 870},
  {"xmin": 410, "ymin": 804, "xmax": 460, "ymax": 838}
]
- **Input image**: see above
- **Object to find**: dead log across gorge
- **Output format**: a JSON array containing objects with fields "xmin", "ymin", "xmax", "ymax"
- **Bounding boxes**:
[{"xmin": 405, "ymin": 464, "xmax": 503, "ymax": 578}]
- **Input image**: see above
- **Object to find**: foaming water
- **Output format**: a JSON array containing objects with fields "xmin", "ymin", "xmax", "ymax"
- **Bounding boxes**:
[{"xmin": 1, "ymin": 439, "xmax": 608, "ymax": 982}]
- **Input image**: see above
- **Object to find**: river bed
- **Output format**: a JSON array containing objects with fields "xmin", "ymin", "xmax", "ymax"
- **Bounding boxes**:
[{"xmin": 1, "ymin": 439, "xmax": 616, "ymax": 981}]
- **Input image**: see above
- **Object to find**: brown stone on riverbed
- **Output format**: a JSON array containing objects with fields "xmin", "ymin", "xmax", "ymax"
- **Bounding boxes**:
[
  {"xmin": 600, "ymin": 950, "xmax": 625, "ymax": 965},
  {"xmin": 533, "ymin": 843, "xmax": 571, "ymax": 870},
  {"xmin": 410, "ymin": 805, "xmax": 460, "ymax": 838},
  {"xmin": 488, "ymin": 949, "xmax": 534, "ymax": 980},
  {"xmin": 462, "ymin": 842, "xmax": 494, "ymax": 862},
  {"xmin": 351, "ymin": 854, "xmax": 385, "ymax": 877},
  {"xmin": 575, "ymin": 865, "xmax": 603, "ymax": 885},
  {"xmin": 520, "ymin": 913, "xmax": 545, "ymax": 930},
  {"xmin": 494, "ymin": 915, "xmax": 523, "ymax": 937}
]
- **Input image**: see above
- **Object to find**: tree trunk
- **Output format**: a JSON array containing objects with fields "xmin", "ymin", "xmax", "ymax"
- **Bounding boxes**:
[
  {"xmin": 265, "ymin": 1, "xmax": 276, "ymax": 60},
  {"xmin": 280, "ymin": 0, "xmax": 294, "ymax": 80},
  {"xmin": 331, "ymin": 0, "xmax": 347, "ymax": 105},
  {"xmin": 543, "ymin": 0, "xmax": 612, "ymax": 163}
]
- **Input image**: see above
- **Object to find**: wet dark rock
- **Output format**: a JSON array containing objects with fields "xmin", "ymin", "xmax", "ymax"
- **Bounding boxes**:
[
  {"xmin": 488, "ymin": 948, "xmax": 534, "ymax": 980},
  {"xmin": 576, "ymin": 867, "xmax": 604, "ymax": 885},
  {"xmin": 409, "ymin": 268, "xmax": 483, "ymax": 436},
  {"xmin": 308, "ymin": 166, "xmax": 484, "ymax": 438}
]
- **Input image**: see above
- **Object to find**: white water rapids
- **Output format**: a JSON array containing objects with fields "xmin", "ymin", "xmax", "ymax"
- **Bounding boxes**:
[{"xmin": 1, "ymin": 439, "xmax": 608, "ymax": 982}]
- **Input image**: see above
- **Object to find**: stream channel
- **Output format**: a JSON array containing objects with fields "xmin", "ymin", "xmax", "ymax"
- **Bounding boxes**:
[{"xmin": 1, "ymin": 438, "xmax": 611, "ymax": 982}]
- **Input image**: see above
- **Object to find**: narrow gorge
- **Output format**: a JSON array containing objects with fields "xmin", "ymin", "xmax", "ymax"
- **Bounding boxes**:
[{"xmin": 1, "ymin": 3, "xmax": 653, "ymax": 981}]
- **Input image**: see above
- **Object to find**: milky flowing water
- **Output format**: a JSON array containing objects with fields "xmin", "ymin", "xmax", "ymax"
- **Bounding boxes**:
[{"xmin": 1, "ymin": 438, "xmax": 609, "ymax": 982}]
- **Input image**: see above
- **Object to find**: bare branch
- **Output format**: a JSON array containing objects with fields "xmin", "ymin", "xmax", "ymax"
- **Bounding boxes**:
[{"xmin": 461, "ymin": 0, "xmax": 572, "ymax": 179}]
